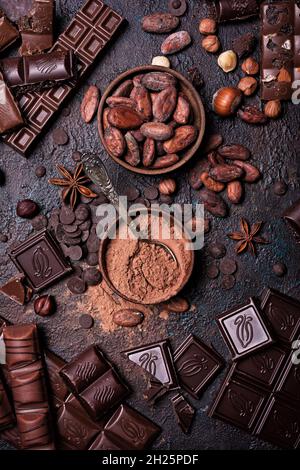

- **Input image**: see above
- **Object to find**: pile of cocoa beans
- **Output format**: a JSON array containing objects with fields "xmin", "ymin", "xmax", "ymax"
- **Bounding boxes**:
[
  {"xmin": 188, "ymin": 134, "xmax": 261, "ymax": 218},
  {"xmin": 103, "ymin": 71, "xmax": 198, "ymax": 170}
]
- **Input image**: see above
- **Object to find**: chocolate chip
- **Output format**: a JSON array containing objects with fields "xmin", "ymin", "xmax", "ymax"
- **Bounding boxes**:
[
  {"xmin": 64, "ymin": 228, "xmax": 82, "ymax": 238},
  {"xmin": 60, "ymin": 243, "xmax": 70, "ymax": 257},
  {"xmin": 207, "ymin": 262, "xmax": 219, "ymax": 279},
  {"xmin": 35, "ymin": 165, "xmax": 46, "ymax": 178},
  {"xmin": 221, "ymin": 275, "xmax": 236, "ymax": 290},
  {"xmin": 79, "ymin": 314, "xmax": 94, "ymax": 329},
  {"xmin": 168, "ymin": 0, "xmax": 187, "ymax": 16},
  {"xmin": 79, "ymin": 219, "xmax": 92, "ymax": 231},
  {"xmin": 81, "ymin": 230, "xmax": 90, "ymax": 242},
  {"xmin": 68, "ymin": 245, "xmax": 83, "ymax": 261},
  {"xmin": 144, "ymin": 186, "xmax": 159, "ymax": 200},
  {"xmin": 135, "ymin": 197, "xmax": 150, "ymax": 208},
  {"xmin": 73, "ymin": 265, "xmax": 83, "ymax": 277},
  {"xmin": 0, "ymin": 169, "xmax": 5, "ymax": 186},
  {"xmin": 87, "ymin": 231, "xmax": 99, "ymax": 252},
  {"xmin": 31, "ymin": 214, "xmax": 48, "ymax": 231},
  {"xmin": 55, "ymin": 224, "xmax": 65, "ymax": 242},
  {"xmin": 72, "ymin": 151, "xmax": 82, "ymax": 162},
  {"xmin": 53, "ymin": 128, "xmax": 69, "ymax": 146},
  {"xmin": 219, "ymin": 258, "xmax": 237, "ymax": 275},
  {"xmin": 75, "ymin": 204, "xmax": 90, "ymax": 221},
  {"xmin": 124, "ymin": 186, "xmax": 140, "ymax": 202},
  {"xmin": 86, "ymin": 252, "xmax": 99, "ymax": 266},
  {"xmin": 63, "ymin": 223, "xmax": 79, "ymax": 233},
  {"xmin": 60, "ymin": 206, "xmax": 75, "ymax": 225},
  {"xmin": 272, "ymin": 262, "xmax": 287, "ymax": 277},
  {"xmin": 67, "ymin": 277, "xmax": 86, "ymax": 294},
  {"xmin": 91, "ymin": 194, "xmax": 108, "ymax": 206},
  {"xmin": 63, "ymin": 236, "xmax": 82, "ymax": 246},
  {"xmin": 273, "ymin": 180, "xmax": 288, "ymax": 196},
  {"xmin": 0, "ymin": 233, "xmax": 8, "ymax": 243},
  {"xmin": 208, "ymin": 243, "xmax": 226, "ymax": 259},
  {"xmin": 83, "ymin": 267, "xmax": 102, "ymax": 286}
]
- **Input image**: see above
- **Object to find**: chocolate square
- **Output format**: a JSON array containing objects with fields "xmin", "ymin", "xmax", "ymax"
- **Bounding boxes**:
[
  {"xmin": 9, "ymin": 229, "xmax": 72, "ymax": 292},
  {"xmin": 216, "ymin": 298, "xmax": 273, "ymax": 360},
  {"xmin": 275, "ymin": 353, "xmax": 300, "ymax": 403},
  {"xmin": 173, "ymin": 334, "xmax": 224, "ymax": 399},
  {"xmin": 261, "ymin": 288, "xmax": 300, "ymax": 344}
]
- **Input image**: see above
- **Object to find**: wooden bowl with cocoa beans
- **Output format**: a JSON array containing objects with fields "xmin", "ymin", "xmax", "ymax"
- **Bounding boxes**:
[{"xmin": 97, "ymin": 65, "xmax": 206, "ymax": 175}]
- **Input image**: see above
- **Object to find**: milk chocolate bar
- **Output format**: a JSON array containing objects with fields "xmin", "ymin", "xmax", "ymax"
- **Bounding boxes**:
[
  {"xmin": 0, "ymin": 9, "xmax": 19, "ymax": 53},
  {"xmin": 0, "ymin": 51, "xmax": 76, "ymax": 95},
  {"xmin": 18, "ymin": 0, "xmax": 55, "ymax": 55},
  {"xmin": 3, "ymin": 0, "xmax": 124, "ymax": 156},
  {"xmin": 261, "ymin": 1, "xmax": 300, "ymax": 101},
  {"xmin": 0, "ymin": 73, "xmax": 24, "ymax": 136}
]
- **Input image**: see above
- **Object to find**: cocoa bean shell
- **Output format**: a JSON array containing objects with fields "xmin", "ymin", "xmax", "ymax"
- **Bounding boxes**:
[
  {"xmin": 218, "ymin": 144, "xmax": 251, "ymax": 161},
  {"xmin": 104, "ymin": 126, "xmax": 126, "ymax": 157},
  {"xmin": 173, "ymin": 92, "xmax": 191, "ymax": 124},
  {"xmin": 161, "ymin": 31, "xmax": 192, "ymax": 55},
  {"xmin": 140, "ymin": 122, "xmax": 174, "ymax": 141},
  {"xmin": 113, "ymin": 309, "xmax": 144, "ymax": 327}
]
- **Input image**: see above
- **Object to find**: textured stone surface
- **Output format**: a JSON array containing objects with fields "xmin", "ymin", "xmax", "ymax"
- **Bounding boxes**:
[{"xmin": 0, "ymin": 0, "xmax": 299, "ymax": 451}]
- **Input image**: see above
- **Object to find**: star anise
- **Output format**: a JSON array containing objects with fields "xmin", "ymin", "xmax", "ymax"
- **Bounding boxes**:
[
  {"xmin": 228, "ymin": 219, "xmax": 269, "ymax": 256},
  {"xmin": 49, "ymin": 163, "xmax": 97, "ymax": 209}
]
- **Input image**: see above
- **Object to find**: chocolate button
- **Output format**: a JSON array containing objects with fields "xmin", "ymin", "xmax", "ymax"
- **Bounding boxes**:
[
  {"xmin": 208, "ymin": 243, "xmax": 226, "ymax": 259},
  {"xmin": 31, "ymin": 214, "xmax": 48, "ymax": 231},
  {"xmin": 83, "ymin": 268, "xmax": 102, "ymax": 286},
  {"xmin": 68, "ymin": 246, "xmax": 83, "ymax": 261},
  {"xmin": 53, "ymin": 128, "xmax": 69, "ymax": 145},
  {"xmin": 221, "ymin": 275, "xmax": 236, "ymax": 290},
  {"xmin": 63, "ymin": 224, "xmax": 79, "ymax": 233},
  {"xmin": 207, "ymin": 262, "xmax": 219, "ymax": 279},
  {"xmin": 75, "ymin": 204, "xmax": 90, "ymax": 222},
  {"xmin": 144, "ymin": 186, "xmax": 159, "ymax": 200},
  {"xmin": 67, "ymin": 277, "xmax": 86, "ymax": 294},
  {"xmin": 86, "ymin": 253, "xmax": 99, "ymax": 266},
  {"xmin": 79, "ymin": 314, "xmax": 94, "ymax": 329},
  {"xmin": 124, "ymin": 186, "xmax": 140, "ymax": 202},
  {"xmin": 60, "ymin": 206, "xmax": 75, "ymax": 225},
  {"xmin": 219, "ymin": 258, "xmax": 237, "ymax": 275}
]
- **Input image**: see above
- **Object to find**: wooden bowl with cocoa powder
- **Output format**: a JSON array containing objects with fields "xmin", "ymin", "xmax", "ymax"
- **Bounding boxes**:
[{"xmin": 97, "ymin": 65, "xmax": 206, "ymax": 176}]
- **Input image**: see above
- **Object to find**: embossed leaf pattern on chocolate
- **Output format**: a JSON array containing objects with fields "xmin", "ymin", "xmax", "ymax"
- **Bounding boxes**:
[
  {"xmin": 177, "ymin": 354, "xmax": 208, "ymax": 377},
  {"xmin": 36, "ymin": 57, "xmax": 58, "ymax": 74},
  {"xmin": 139, "ymin": 352, "xmax": 158, "ymax": 377},
  {"xmin": 234, "ymin": 314, "xmax": 254, "ymax": 349},
  {"xmin": 63, "ymin": 418, "xmax": 88, "ymax": 446},
  {"xmin": 228, "ymin": 389, "xmax": 254, "ymax": 418},
  {"xmin": 33, "ymin": 246, "xmax": 52, "ymax": 279},
  {"xmin": 75, "ymin": 362, "xmax": 97, "ymax": 383},
  {"xmin": 272, "ymin": 409, "xmax": 299, "ymax": 441},
  {"xmin": 120, "ymin": 418, "xmax": 146, "ymax": 444},
  {"xmin": 93, "ymin": 385, "xmax": 114, "ymax": 404},
  {"xmin": 252, "ymin": 353, "xmax": 274, "ymax": 375},
  {"xmin": 267, "ymin": 303, "xmax": 295, "ymax": 332}
]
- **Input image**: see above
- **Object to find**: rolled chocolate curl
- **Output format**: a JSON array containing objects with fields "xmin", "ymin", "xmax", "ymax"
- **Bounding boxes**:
[
  {"xmin": 210, "ymin": 0, "xmax": 260, "ymax": 22},
  {"xmin": 283, "ymin": 198, "xmax": 300, "ymax": 243}
]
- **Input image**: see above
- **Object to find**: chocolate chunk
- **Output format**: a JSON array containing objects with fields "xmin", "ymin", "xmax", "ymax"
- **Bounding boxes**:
[
  {"xmin": 67, "ymin": 276, "xmax": 86, "ymax": 294},
  {"xmin": 216, "ymin": 298, "xmax": 273, "ymax": 360},
  {"xmin": 124, "ymin": 186, "xmax": 140, "ymax": 201},
  {"xmin": 219, "ymin": 258, "xmax": 237, "ymax": 275},
  {"xmin": 83, "ymin": 268, "xmax": 102, "ymax": 286},
  {"xmin": 52, "ymin": 128, "xmax": 69, "ymax": 146},
  {"xmin": 75, "ymin": 204, "xmax": 90, "ymax": 222},
  {"xmin": 86, "ymin": 252, "xmax": 99, "ymax": 266},
  {"xmin": 68, "ymin": 245, "xmax": 83, "ymax": 261},
  {"xmin": 143, "ymin": 186, "xmax": 159, "ymax": 200},
  {"xmin": 18, "ymin": 0, "xmax": 55, "ymax": 55},
  {"xmin": 232, "ymin": 33, "xmax": 256, "ymax": 58},
  {"xmin": 0, "ymin": 73, "xmax": 24, "ymax": 135},
  {"xmin": 221, "ymin": 274, "xmax": 236, "ymax": 290},
  {"xmin": 35, "ymin": 165, "xmax": 46, "ymax": 178},
  {"xmin": 31, "ymin": 214, "xmax": 48, "ymax": 231},
  {"xmin": 79, "ymin": 314, "xmax": 94, "ymax": 329},
  {"xmin": 207, "ymin": 262, "xmax": 219, "ymax": 279},
  {"xmin": 59, "ymin": 206, "xmax": 75, "ymax": 225},
  {"xmin": 144, "ymin": 380, "xmax": 169, "ymax": 405},
  {"xmin": 171, "ymin": 393, "xmax": 195, "ymax": 434},
  {"xmin": 208, "ymin": 242, "xmax": 226, "ymax": 259},
  {"xmin": 174, "ymin": 334, "xmax": 224, "ymax": 399},
  {"xmin": 0, "ymin": 9, "xmax": 19, "ymax": 53}
]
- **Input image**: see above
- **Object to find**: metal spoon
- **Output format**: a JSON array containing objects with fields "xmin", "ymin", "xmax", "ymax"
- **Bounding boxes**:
[{"xmin": 81, "ymin": 152, "xmax": 178, "ymax": 264}]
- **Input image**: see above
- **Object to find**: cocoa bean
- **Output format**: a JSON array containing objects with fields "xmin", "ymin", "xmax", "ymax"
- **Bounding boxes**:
[
  {"xmin": 209, "ymin": 164, "xmax": 244, "ymax": 183},
  {"xmin": 227, "ymin": 181, "xmax": 243, "ymax": 203},
  {"xmin": 103, "ymin": 108, "xmax": 110, "ymax": 129},
  {"xmin": 200, "ymin": 172, "xmax": 225, "ymax": 192},
  {"xmin": 173, "ymin": 93, "xmax": 191, "ymax": 125},
  {"xmin": 153, "ymin": 86, "xmax": 177, "ymax": 122},
  {"xmin": 188, "ymin": 158, "xmax": 211, "ymax": 190},
  {"xmin": 238, "ymin": 106, "xmax": 268, "ymax": 124},
  {"xmin": 131, "ymin": 129, "xmax": 145, "ymax": 143},
  {"xmin": 140, "ymin": 122, "xmax": 174, "ymax": 141},
  {"xmin": 106, "ymin": 96, "xmax": 136, "ymax": 109},
  {"xmin": 218, "ymin": 144, "xmax": 251, "ymax": 161},
  {"xmin": 112, "ymin": 79, "xmax": 134, "ymax": 97},
  {"xmin": 163, "ymin": 125, "xmax": 197, "ymax": 154},
  {"xmin": 164, "ymin": 296, "xmax": 189, "ymax": 312},
  {"xmin": 16, "ymin": 200, "xmax": 39, "ymax": 219},
  {"xmin": 198, "ymin": 188, "xmax": 228, "ymax": 218},
  {"xmin": 143, "ymin": 138, "xmax": 156, "ymax": 167},
  {"xmin": 113, "ymin": 309, "xmax": 144, "ymax": 327},
  {"xmin": 133, "ymin": 74, "xmax": 144, "ymax": 87},
  {"xmin": 232, "ymin": 160, "xmax": 260, "ymax": 183},
  {"xmin": 207, "ymin": 151, "xmax": 225, "ymax": 167},
  {"xmin": 133, "ymin": 85, "xmax": 152, "ymax": 120},
  {"xmin": 104, "ymin": 127, "xmax": 125, "ymax": 157},
  {"xmin": 202, "ymin": 133, "xmax": 223, "ymax": 154},
  {"xmin": 152, "ymin": 154, "xmax": 179, "ymax": 169},
  {"xmin": 156, "ymin": 141, "xmax": 165, "ymax": 156},
  {"xmin": 124, "ymin": 132, "xmax": 140, "ymax": 166},
  {"xmin": 107, "ymin": 107, "xmax": 143, "ymax": 129},
  {"xmin": 142, "ymin": 13, "xmax": 180, "ymax": 34},
  {"xmin": 142, "ymin": 72, "xmax": 177, "ymax": 91},
  {"xmin": 161, "ymin": 31, "xmax": 192, "ymax": 55},
  {"xmin": 80, "ymin": 85, "xmax": 100, "ymax": 123}
]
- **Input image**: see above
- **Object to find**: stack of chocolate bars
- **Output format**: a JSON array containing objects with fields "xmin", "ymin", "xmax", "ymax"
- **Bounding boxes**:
[{"xmin": 0, "ymin": 0, "xmax": 124, "ymax": 156}]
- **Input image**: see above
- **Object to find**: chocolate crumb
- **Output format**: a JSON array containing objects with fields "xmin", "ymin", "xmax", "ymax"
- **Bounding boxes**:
[
  {"xmin": 273, "ymin": 180, "xmax": 288, "ymax": 196},
  {"xmin": 72, "ymin": 151, "xmax": 82, "ymax": 162}
]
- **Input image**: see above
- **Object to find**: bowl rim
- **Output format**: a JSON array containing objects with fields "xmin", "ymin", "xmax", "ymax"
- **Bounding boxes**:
[{"xmin": 97, "ymin": 65, "xmax": 206, "ymax": 176}]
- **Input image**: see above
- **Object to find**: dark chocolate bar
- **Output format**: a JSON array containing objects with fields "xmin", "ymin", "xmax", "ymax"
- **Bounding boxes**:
[
  {"xmin": 3, "ymin": 0, "xmax": 124, "ymax": 156},
  {"xmin": 9, "ymin": 228, "xmax": 72, "ymax": 292},
  {"xmin": 0, "ymin": 375, "xmax": 15, "ymax": 432},
  {"xmin": 261, "ymin": 1, "xmax": 300, "ymax": 101},
  {"xmin": 18, "ymin": 0, "xmax": 55, "ymax": 55},
  {"xmin": 0, "ymin": 9, "xmax": 19, "ymax": 53},
  {"xmin": 216, "ymin": 298, "xmax": 273, "ymax": 360},
  {"xmin": 122, "ymin": 339, "xmax": 178, "ymax": 389},
  {"xmin": 212, "ymin": 0, "xmax": 259, "ymax": 22},
  {"xmin": 174, "ymin": 334, "xmax": 224, "ymax": 399},
  {"xmin": 3, "ymin": 324, "xmax": 56, "ymax": 449},
  {"xmin": 283, "ymin": 198, "xmax": 300, "ymax": 243},
  {"xmin": 0, "ymin": 72, "xmax": 24, "ymax": 136},
  {"xmin": 0, "ymin": 51, "xmax": 76, "ymax": 95}
]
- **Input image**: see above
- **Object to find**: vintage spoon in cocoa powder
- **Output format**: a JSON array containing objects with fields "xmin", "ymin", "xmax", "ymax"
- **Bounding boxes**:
[{"xmin": 81, "ymin": 152, "xmax": 178, "ymax": 264}]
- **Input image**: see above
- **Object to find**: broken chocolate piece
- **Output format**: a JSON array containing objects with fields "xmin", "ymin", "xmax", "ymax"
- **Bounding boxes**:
[
  {"xmin": 18, "ymin": 0, "xmax": 55, "ymax": 55},
  {"xmin": 0, "ymin": 274, "xmax": 32, "ymax": 305},
  {"xmin": 171, "ymin": 393, "xmax": 195, "ymax": 434}
]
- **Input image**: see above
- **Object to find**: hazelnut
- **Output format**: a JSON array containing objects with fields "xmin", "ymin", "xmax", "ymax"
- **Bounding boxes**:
[
  {"xmin": 264, "ymin": 100, "xmax": 282, "ymax": 118},
  {"xmin": 242, "ymin": 57, "xmax": 259, "ymax": 75},
  {"xmin": 16, "ymin": 199, "xmax": 39, "ymax": 219},
  {"xmin": 159, "ymin": 178, "xmax": 177, "ymax": 195},
  {"xmin": 237, "ymin": 76, "xmax": 258, "ymax": 96},
  {"xmin": 212, "ymin": 87, "xmax": 242, "ymax": 117},
  {"xmin": 201, "ymin": 35, "xmax": 220, "ymax": 53},
  {"xmin": 199, "ymin": 18, "xmax": 217, "ymax": 35},
  {"xmin": 151, "ymin": 56, "xmax": 170, "ymax": 68},
  {"xmin": 34, "ymin": 295, "xmax": 56, "ymax": 317},
  {"xmin": 217, "ymin": 50, "xmax": 237, "ymax": 73}
]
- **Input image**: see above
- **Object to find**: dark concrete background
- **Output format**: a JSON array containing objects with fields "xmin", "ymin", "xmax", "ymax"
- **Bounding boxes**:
[{"xmin": 0, "ymin": 0, "xmax": 300, "ymax": 450}]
